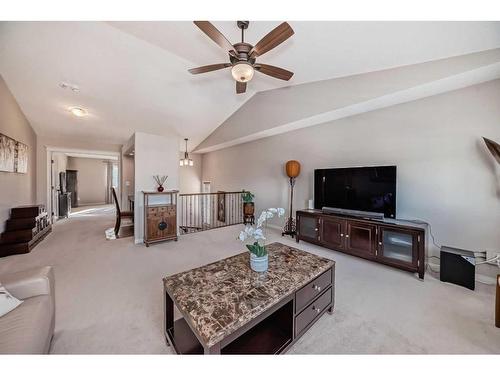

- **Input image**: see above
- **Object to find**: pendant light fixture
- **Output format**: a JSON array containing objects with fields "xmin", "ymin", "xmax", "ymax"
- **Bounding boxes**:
[{"xmin": 180, "ymin": 138, "xmax": 193, "ymax": 167}]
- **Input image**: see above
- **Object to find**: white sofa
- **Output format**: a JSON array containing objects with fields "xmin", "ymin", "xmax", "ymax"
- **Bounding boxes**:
[{"xmin": 0, "ymin": 266, "xmax": 55, "ymax": 354}]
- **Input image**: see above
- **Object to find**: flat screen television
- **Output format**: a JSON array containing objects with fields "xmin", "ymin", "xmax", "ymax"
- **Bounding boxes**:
[{"xmin": 314, "ymin": 166, "xmax": 396, "ymax": 218}]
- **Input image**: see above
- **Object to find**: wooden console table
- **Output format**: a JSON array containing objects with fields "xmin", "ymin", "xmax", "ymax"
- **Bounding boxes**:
[
  {"xmin": 163, "ymin": 242, "xmax": 335, "ymax": 354},
  {"xmin": 143, "ymin": 190, "xmax": 178, "ymax": 246}
]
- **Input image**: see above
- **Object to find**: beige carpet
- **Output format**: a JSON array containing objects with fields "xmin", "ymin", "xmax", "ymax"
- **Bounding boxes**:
[{"xmin": 0, "ymin": 207, "xmax": 499, "ymax": 354}]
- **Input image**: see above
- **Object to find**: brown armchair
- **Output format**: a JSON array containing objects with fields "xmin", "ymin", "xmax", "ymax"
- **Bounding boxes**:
[{"xmin": 111, "ymin": 187, "xmax": 133, "ymax": 237}]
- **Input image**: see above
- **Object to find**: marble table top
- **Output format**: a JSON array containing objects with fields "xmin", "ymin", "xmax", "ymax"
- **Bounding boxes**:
[{"xmin": 163, "ymin": 242, "xmax": 335, "ymax": 347}]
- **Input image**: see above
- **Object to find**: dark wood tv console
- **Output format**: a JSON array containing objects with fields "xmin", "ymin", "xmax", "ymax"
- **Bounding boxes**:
[{"xmin": 296, "ymin": 209, "xmax": 425, "ymax": 279}]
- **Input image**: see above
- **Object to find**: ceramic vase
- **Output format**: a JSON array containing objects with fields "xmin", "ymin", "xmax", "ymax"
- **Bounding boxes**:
[{"xmin": 250, "ymin": 253, "xmax": 268, "ymax": 273}]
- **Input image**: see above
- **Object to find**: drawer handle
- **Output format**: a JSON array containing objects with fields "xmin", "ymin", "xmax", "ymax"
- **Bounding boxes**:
[
  {"xmin": 315, "ymin": 228, "xmax": 318, "ymax": 231},
  {"xmin": 379, "ymin": 241, "xmax": 382, "ymax": 246},
  {"xmin": 345, "ymin": 234, "xmax": 349, "ymax": 238},
  {"xmin": 312, "ymin": 284, "xmax": 321, "ymax": 292},
  {"xmin": 340, "ymin": 233, "xmax": 344, "ymax": 237},
  {"xmin": 312, "ymin": 306, "xmax": 321, "ymax": 314}
]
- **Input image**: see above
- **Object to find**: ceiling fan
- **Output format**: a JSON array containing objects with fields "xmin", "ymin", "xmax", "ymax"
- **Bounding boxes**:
[{"xmin": 189, "ymin": 21, "xmax": 294, "ymax": 94}]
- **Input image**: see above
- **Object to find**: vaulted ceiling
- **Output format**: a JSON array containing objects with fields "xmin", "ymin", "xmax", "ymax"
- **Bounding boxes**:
[{"xmin": 0, "ymin": 21, "xmax": 499, "ymax": 151}]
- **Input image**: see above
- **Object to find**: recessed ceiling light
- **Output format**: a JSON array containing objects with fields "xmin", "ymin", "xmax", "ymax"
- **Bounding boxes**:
[{"xmin": 69, "ymin": 107, "xmax": 87, "ymax": 117}]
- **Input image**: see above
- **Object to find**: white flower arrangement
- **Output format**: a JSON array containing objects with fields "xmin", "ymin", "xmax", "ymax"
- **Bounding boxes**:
[{"xmin": 239, "ymin": 207, "xmax": 285, "ymax": 257}]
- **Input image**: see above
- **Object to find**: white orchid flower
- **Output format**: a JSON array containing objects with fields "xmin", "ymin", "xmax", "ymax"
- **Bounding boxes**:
[
  {"xmin": 241, "ymin": 208, "xmax": 286, "ymax": 244},
  {"xmin": 244, "ymin": 225, "xmax": 255, "ymax": 236},
  {"xmin": 257, "ymin": 212, "xmax": 267, "ymax": 228},
  {"xmin": 239, "ymin": 225, "xmax": 256, "ymax": 242},
  {"xmin": 238, "ymin": 231, "xmax": 247, "ymax": 241},
  {"xmin": 253, "ymin": 228, "xmax": 266, "ymax": 240}
]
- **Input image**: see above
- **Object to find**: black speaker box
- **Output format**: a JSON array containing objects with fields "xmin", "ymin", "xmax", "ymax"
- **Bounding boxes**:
[{"xmin": 440, "ymin": 246, "xmax": 475, "ymax": 290}]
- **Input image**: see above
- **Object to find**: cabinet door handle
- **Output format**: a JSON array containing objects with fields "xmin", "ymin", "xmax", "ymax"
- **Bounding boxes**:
[
  {"xmin": 379, "ymin": 242, "xmax": 382, "ymax": 246},
  {"xmin": 315, "ymin": 228, "xmax": 319, "ymax": 231},
  {"xmin": 345, "ymin": 234, "xmax": 349, "ymax": 238},
  {"xmin": 340, "ymin": 233, "xmax": 344, "ymax": 237}
]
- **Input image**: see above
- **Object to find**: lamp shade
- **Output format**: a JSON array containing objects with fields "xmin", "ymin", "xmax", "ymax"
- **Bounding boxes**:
[{"xmin": 285, "ymin": 160, "xmax": 301, "ymax": 178}]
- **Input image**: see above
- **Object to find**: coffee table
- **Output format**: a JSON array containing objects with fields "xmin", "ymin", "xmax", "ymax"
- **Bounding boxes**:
[{"xmin": 163, "ymin": 242, "xmax": 335, "ymax": 354}]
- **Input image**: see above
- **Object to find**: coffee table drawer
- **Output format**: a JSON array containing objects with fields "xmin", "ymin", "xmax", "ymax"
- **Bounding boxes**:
[
  {"xmin": 295, "ymin": 287, "xmax": 332, "ymax": 337},
  {"xmin": 295, "ymin": 269, "xmax": 332, "ymax": 313}
]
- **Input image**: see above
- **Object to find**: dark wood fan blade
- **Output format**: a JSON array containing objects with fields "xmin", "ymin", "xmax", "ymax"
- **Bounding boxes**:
[
  {"xmin": 194, "ymin": 21, "xmax": 236, "ymax": 56},
  {"xmin": 250, "ymin": 22, "xmax": 294, "ymax": 58},
  {"xmin": 483, "ymin": 137, "xmax": 500, "ymax": 165},
  {"xmin": 254, "ymin": 64, "xmax": 293, "ymax": 81},
  {"xmin": 236, "ymin": 81, "xmax": 247, "ymax": 94},
  {"xmin": 188, "ymin": 63, "xmax": 232, "ymax": 74}
]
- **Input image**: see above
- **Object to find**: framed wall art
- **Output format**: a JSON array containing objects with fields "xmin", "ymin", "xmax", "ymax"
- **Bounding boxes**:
[{"xmin": 0, "ymin": 133, "xmax": 28, "ymax": 173}]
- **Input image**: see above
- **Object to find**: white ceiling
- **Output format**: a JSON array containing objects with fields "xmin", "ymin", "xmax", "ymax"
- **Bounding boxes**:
[{"xmin": 0, "ymin": 21, "xmax": 499, "ymax": 150}]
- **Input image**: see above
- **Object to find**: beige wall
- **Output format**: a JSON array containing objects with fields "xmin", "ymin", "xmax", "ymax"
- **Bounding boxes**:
[
  {"xmin": 179, "ymin": 152, "xmax": 202, "ymax": 194},
  {"xmin": 121, "ymin": 154, "xmax": 134, "ymax": 208},
  {"xmin": 134, "ymin": 132, "xmax": 180, "ymax": 242},
  {"xmin": 0, "ymin": 75, "xmax": 37, "ymax": 232},
  {"xmin": 202, "ymin": 80, "xmax": 500, "ymax": 273},
  {"xmin": 121, "ymin": 134, "xmax": 135, "ymax": 209},
  {"xmin": 67, "ymin": 157, "xmax": 108, "ymax": 206}
]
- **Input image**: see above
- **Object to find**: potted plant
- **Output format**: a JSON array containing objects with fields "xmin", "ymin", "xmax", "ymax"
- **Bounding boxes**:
[
  {"xmin": 241, "ymin": 190, "xmax": 255, "ymax": 217},
  {"xmin": 238, "ymin": 207, "xmax": 285, "ymax": 273}
]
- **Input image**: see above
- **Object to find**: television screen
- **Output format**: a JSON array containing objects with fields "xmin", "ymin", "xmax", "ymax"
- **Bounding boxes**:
[{"xmin": 314, "ymin": 166, "xmax": 396, "ymax": 218}]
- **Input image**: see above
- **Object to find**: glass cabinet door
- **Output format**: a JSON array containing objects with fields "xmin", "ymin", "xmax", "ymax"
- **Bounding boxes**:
[
  {"xmin": 299, "ymin": 215, "xmax": 319, "ymax": 241},
  {"xmin": 379, "ymin": 229, "xmax": 416, "ymax": 266}
]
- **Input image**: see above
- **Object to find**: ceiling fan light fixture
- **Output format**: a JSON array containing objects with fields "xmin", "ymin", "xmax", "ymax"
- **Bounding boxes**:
[{"xmin": 231, "ymin": 62, "xmax": 254, "ymax": 83}]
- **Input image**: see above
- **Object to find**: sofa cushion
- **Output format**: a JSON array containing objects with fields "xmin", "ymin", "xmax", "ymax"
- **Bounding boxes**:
[
  {"xmin": 0, "ymin": 294, "xmax": 54, "ymax": 354},
  {"xmin": 0, "ymin": 283, "xmax": 23, "ymax": 318}
]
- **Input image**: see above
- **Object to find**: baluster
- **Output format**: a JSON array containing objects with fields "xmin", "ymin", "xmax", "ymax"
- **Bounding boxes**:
[
  {"xmin": 189, "ymin": 195, "xmax": 192, "ymax": 232},
  {"xmin": 197, "ymin": 195, "xmax": 200, "ymax": 232},
  {"xmin": 212, "ymin": 193, "xmax": 215, "ymax": 228},
  {"xmin": 201, "ymin": 195, "xmax": 205, "ymax": 228},
  {"xmin": 214, "ymin": 193, "xmax": 218, "ymax": 228},
  {"xmin": 232, "ymin": 193, "xmax": 235, "ymax": 225}
]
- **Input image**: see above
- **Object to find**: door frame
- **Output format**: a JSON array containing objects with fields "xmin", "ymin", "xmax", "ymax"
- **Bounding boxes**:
[{"xmin": 46, "ymin": 146, "xmax": 121, "ymax": 222}]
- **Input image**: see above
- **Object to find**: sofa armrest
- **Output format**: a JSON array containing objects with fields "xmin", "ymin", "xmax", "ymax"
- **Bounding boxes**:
[{"xmin": 0, "ymin": 266, "xmax": 54, "ymax": 300}]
